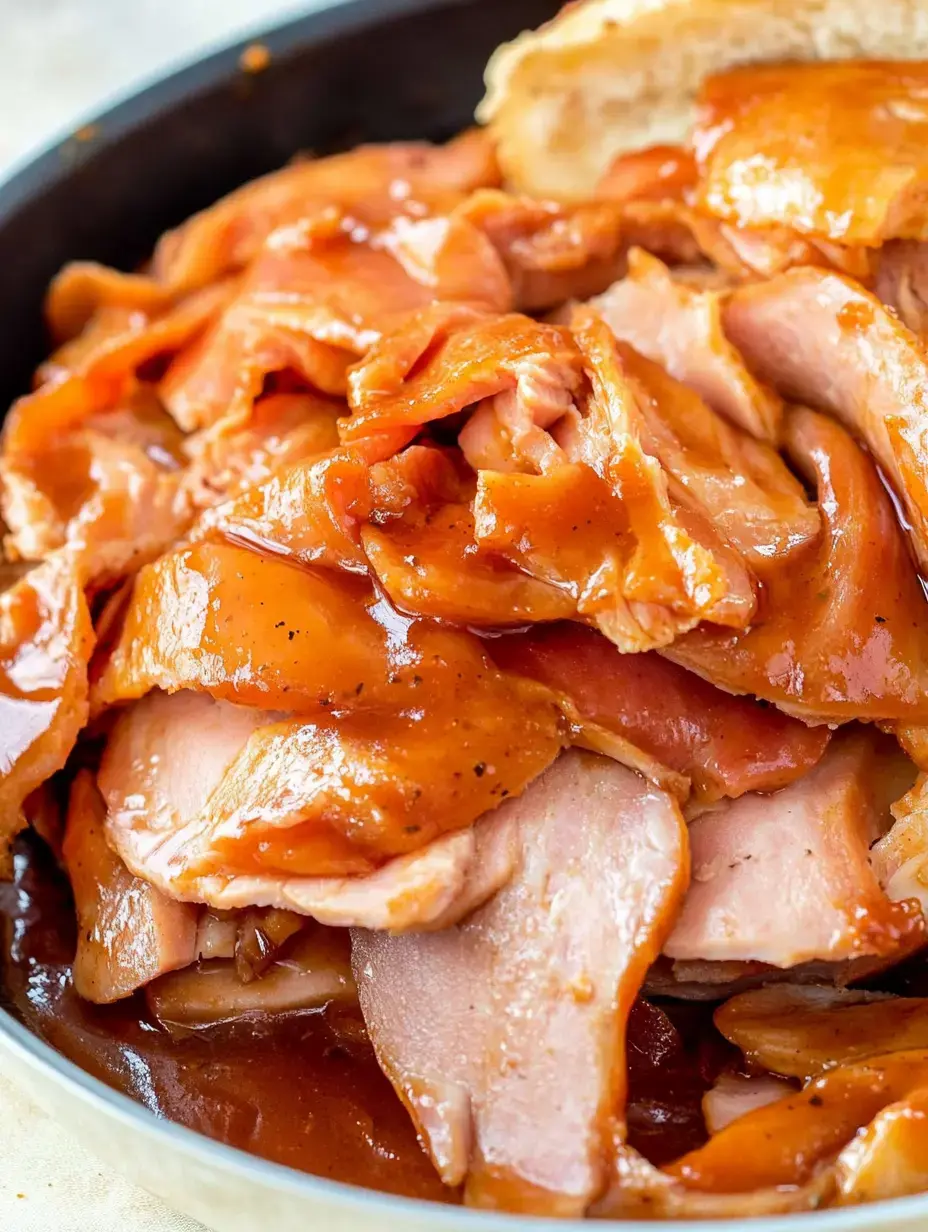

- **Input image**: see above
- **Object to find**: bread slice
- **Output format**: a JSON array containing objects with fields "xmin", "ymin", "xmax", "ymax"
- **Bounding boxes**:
[{"xmin": 479, "ymin": 0, "xmax": 928, "ymax": 200}]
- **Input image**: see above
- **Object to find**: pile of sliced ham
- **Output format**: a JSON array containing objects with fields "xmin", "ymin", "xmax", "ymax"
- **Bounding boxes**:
[{"xmin": 9, "ymin": 55, "xmax": 928, "ymax": 1220}]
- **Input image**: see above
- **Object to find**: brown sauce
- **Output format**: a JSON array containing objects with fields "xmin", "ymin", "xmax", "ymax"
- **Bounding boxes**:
[{"xmin": 0, "ymin": 837, "xmax": 719, "ymax": 1199}]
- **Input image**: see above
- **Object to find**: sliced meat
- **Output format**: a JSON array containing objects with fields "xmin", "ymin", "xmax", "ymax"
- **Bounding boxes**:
[
  {"xmin": 702, "ymin": 1073, "xmax": 794, "ymax": 1135},
  {"xmin": 668, "ymin": 409, "xmax": 928, "ymax": 723},
  {"xmin": 592, "ymin": 249, "xmax": 783, "ymax": 440},
  {"xmin": 343, "ymin": 306, "xmax": 583, "ymax": 442},
  {"xmin": 492, "ymin": 624, "xmax": 829, "ymax": 802},
  {"xmin": 724, "ymin": 267, "xmax": 928, "ymax": 573},
  {"xmin": 190, "ymin": 434, "xmax": 409, "ymax": 576},
  {"xmin": 146, "ymin": 927, "xmax": 356, "ymax": 1029},
  {"xmin": 875, "ymin": 240, "xmax": 928, "ymax": 335},
  {"xmin": 99, "ymin": 688, "xmax": 552, "ymax": 920},
  {"xmin": 597, "ymin": 145, "xmax": 697, "ymax": 204},
  {"xmin": 871, "ymin": 772, "xmax": 928, "ymax": 914},
  {"xmin": 152, "ymin": 132, "xmax": 500, "ymax": 292},
  {"xmin": 473, "ymin": 314, "xmax": 747, "ymax": 654},
  {"xmin": 0, "ymin": 554, "xmax": 93, "ymax": 876},
  {"xmin": 620, "ymin": 342, "xmax": 819, "ymax": 574},
  {"xmin": 694, "ymin": 62, "xmax": 928, "ymax": 244},
  {"xmin": 665, "ymin": 1050, "xmax": 928, "ymax": 1196},
  {"xmin": 181, "ymin": 392, "xmax": 341, "ymax": 508},
  {"xmin": 664, "ymin": 731, "xmax": 922, "ymax": 968},
  {"xmin": 2, "ymin": 392, "xmax": 190, "ymax": 587},
  {"xmin": 45, "ymin": 262, "xmax": 173, "ymax": 344},
  {"xmin": 160, "ymin": 211, "xmax": 510, "ymax": 433},
  {"xmin": 351, "ymin": 750, "xmax": 689, "ymax": 1216},
  {"xmin": 63, "ymin": 770, "xmax": 198, "ymax": 1003},
  {"xmin": 455, "ymin": 189, "xmax": 626, "ymax": 310},
  {"xmin": 360, "ymin": 447, "xmax": 573, "ymax": 626},
  {"xmin": 715, "ymin": 986, "xmax": 928, "ymax": 1082},
  {"xmin": 832, "ymin": 1087, "xmax": 928, "ymax": 1207},
  {"xmin": 2, "ymin": 280, "xmax": 232, "ymax": 455}
]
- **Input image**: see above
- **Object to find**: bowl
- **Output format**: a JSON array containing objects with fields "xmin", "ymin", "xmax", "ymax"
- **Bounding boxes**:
[{"xmin": 2, "ymin": 2, "xmax": 928, "ymax": 1229}]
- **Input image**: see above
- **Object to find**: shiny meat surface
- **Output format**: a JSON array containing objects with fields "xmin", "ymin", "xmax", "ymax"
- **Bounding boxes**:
[{"xmin": 352, "ymin": 751, "xmax": 688, "ymax": 1215}]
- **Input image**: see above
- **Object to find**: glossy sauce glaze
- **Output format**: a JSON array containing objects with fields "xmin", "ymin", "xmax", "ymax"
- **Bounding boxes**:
[{"xmin": 0, "ymin": 837, "xmax": 719, "ymax": 1195}]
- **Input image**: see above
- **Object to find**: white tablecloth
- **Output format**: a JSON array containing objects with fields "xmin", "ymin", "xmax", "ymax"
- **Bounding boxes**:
[{"xmin": 1, "ymin": 4, "xmax": 335, "ymax": 1228}]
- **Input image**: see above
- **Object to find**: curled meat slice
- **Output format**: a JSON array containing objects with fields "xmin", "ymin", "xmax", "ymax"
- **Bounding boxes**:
[
  {"xmin": 664, "ymin": 731, "xmax": 921, "ymax": 968},
  {"xmin": 101, "ymin": 679, "xmax": 558, "ymax": 889},
  {"xmin": 871, "ymin": 772, "xmax": 928, "ymax": 914},
  {"xmin": 360, "ymin": 447, "xmax": 573, "ymax": 625},
  {"xmin": 492, "ymin": 624, "xmax": 829, "ymax": 803},
  {"xmin": 0, "ymin": 554, "xmax": 93, "ymax": 876},
  {"xmin": 715, "ymin": 986, "xmax": 928, "ymax": 1082},
  {"xmin": 454, "ymin": 189, "xmax": 626, "ymax": 310},
  {"xmin": 597, "ymin": 145, "xmax": 697, "ymax": 204},
  {"xmin": 694, "ymin": 62, "xmax": 928, "ymax": 245},
  {"xmin": 191, "ymin": 433, "xmax": 409, "ymax": 575},
  {"xmin": 875, "ymin": 240, "xmax": 928, "ymax": 335},
  {"xmin": 2, "ymin": 393, "xmax": 190, "ymax": 587},
  {"xmin": 724, "ymin": 267, "xmax": 928, "ymax": 572},
  {"xmin": 352, "ymin": 750, "xmax": 689, "ymax": 1216},
  {"xmin": 161, "ymin": 211, "xmax": 510, "ymax": 432},
  {"xmin": 153, "ymin": 132, "xmax": 500, "ymax": 291},
  {"xmin": 668, "ymin": 409, "xmax": 928, "ymax": 723},
  {"xmin": 621, "ymin": 343, "xmax": 819, "ymax": 574},
  {"xmin": 666, "ymin": 1050, "xmax": 928, "ymax": 1197},
  {"xmin": 474, "ymin": 315, "xmax": 744, "ymax": 653},
  {"xmin": 343, "ymin": 306, "xmax": 583, "ymax": 441},
  {"xmin": 182, "ymin": 392, "xmax": 341, "ymax": 508},
  {"xmin": 147, "ymin": 927, "xmax": 356, "ymax": 1029},
  {"xmin": 592, "ymin": 249, "xmax": 783, "ymax": 440},
  {"xmin": 46, "ymin": 262, "xmax": 173, "ymax": 343},
  {"xmin": 63, "ymin": 770, "xmax": 197, "ymax": 1003},
  {"xmin": 2, "ymin": 280, "xmax": 232, "ymax": 455}
]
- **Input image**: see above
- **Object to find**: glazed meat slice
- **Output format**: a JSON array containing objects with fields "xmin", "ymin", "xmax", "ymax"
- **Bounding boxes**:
[
  {"xmin": 664, "ymin": 731, "xmax": 922, "ymax": 968},
  {"xmin": 190, "ymin": 434, "xmax": 410, "ymax": 575},
  {"xmin": 491, "ymin": 624, "xmax": 830, "ymax": 802},
  {"xmin": 0, "ymin": 554, "xmax": 93, "ymax": 876},
  {"xmin": 668, "ymin": 409, "xmax": 928, "ymax": 723},
  {"xmin": 871, "ymin": 772, "xmax": 928, "ymax": 913},
  {"xmin": 98, "ymin": 688, "xmax": 552, "ymax": 920},
  {"xmin": 454, "ymin": 189, "xmax": 627, "ymax": 310},
  {"xmin": 473, "ymin": 313, "xmax": 748, "ymax": 652},
  {"xmin": 160, "ymin": 211, "xmax": 511, "ymax": 432},
  {"xmin": 715, "ymin": 986, "xmax": 928, "ymax": 1081},
  {"xmin": 343, "ymin": 306, "xmax": 583, "ymax": 441},
  {"xmin": 875, "ymin": 240, "xmax": 928, "ymax": 335},
  {"xmin": 152, "ymin": 131, "xmax": 501, "ymax": 291},
  {"xmin": 591, "ymin": 249, "xmax": 783, "ymax": 440},
  {"xmin": 2, "ymin": 280, "xmax": 232, "ymax": 455},
  {"xmin": 63, "ymin": 770, "xmax": 198, "ymax": 1003},
  {"xmin": 724, "ymin": 267, "xmax": 928, "ymax": 572},
  {"xmin": 351, "ymin": 750, "xmax": 689, "ymax": 1216},
  {"xmin": 181, "ymin": 392, "xmax": 341, "ymax": 508},
  {"xmin": 619, "ymin": 343, "xmax": 819, "ymax": 574},
  {"xmin": 2, "ymin": 392, "xmax": 190, "ymax": 587},
  {"xmin": 694, "ymin": 62, "xmax": 928, "ymax": 244}
]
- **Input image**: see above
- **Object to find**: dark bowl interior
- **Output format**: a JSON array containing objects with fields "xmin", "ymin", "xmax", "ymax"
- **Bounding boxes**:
[{"xmin": 0, "ymin": 0, "xmax": 562, "ymax": 410}]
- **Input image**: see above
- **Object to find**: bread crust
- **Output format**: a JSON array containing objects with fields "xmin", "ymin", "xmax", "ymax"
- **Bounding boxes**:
[{"xmin": 479, "ymin": 0, "xmax": 928, "ymax": 200}]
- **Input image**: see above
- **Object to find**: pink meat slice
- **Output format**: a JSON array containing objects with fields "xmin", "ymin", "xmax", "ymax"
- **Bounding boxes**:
[
  {"xmin": 723, "ymin": 266, "xmax": 928, "ymax": 572},
  {"xmin": 98, "ymin": 689, "xmax": 517, "ymax": 930},
  {"xmin": 664, "ymin": 731, "xmax": 922, "ymax": 968},
  {"xmin": 351, "ymin": 749, "xmax": 689, "ymax": 1216}
]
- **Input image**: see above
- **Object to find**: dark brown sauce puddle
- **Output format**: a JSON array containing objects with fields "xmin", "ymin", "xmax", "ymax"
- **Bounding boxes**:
[{"xmin": 0, "ymin": 836, "xmax": 721, "ymax": 1201}]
